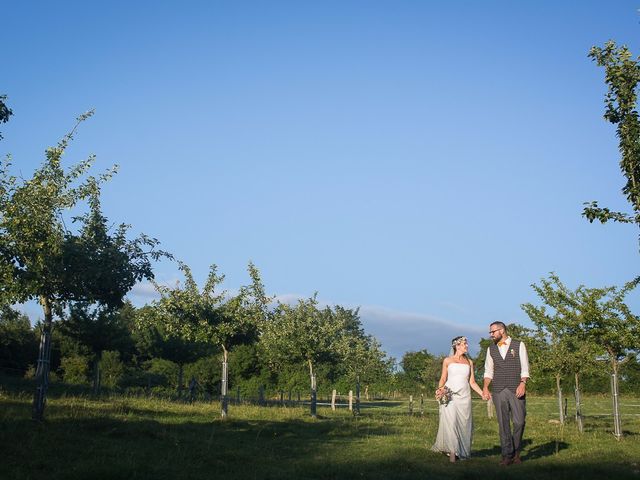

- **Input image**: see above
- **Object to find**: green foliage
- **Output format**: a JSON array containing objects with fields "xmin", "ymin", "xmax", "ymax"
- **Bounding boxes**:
[
  {"xmin": 0, "ymin": 94, "xmax": 12, "ymax": 141},
  {"xmin": 100, "ymin": 351, "xmax": 125, "ymax": 388},
  {"xmin": 147, "ymin": 262, "xmax": 265, "ymax": 353},
  {"xmin": 133, "ymin": 304, "xmax": 213, "ymax": 366},
  {"xmin": 396, "ymin": 349, "xmax": 442, "ymax": 393},
  {"xmin": 58, "ymin": 302, "xmax": 136, "ymax": 362},
  {"xmin": 260, "ymin": 296, "xmax": 393, "ymax": 400},
  {"xmin": 584, "ymin": 41, "xmax": 640, "ymax": 240},
  {"xmin": 143, "ymin": 358, "xmax": 180, "ymax": 389},
  {"xmin": 334, "ymin": 306, "xmax": 393, "ymax": 385},
  {"xmin": 523, "ymin": 275, "xmax": 603, "ymax": 375},
  {"xmin": 0, "ymin": 306, "xmax": 38, "ymax": 375},
  {"xmin": 578, "ymin": 278, "xmax": 640, "ymax": 374},
  {"xmin": 60, "ymin": 355, "xmax": 90, "ymax": 384},
  {"xmin": 620, "ymin": 355, "xmax": 640, "ymax": 393},
  {"xmin": 522, "ymin": 272, "xmax": 640, "ymax": 406},
  {"xmin": 184, "ymin": 355, "xmax": 221, "ymax": 395},
  {"xmin": 0, "ymin": 109, "xmax": 168, "ymax": 313}
]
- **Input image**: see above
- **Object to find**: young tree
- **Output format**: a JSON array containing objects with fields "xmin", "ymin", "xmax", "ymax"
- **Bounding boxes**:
[
  {"xmin": 0, "ymin": 306, "xmax": 38, "ymax": 376},
  {"xmin": 523, "ymin": 274, "xmax": 639, "ymax": 437},
  {"xmin": 260, "ymin": 296, "xmax": 348, "ymax": 417},
  {"xmin": 147, "ymin": 261, "xmax": 267, "ymax": 418},
  {"xmin": 58, "ymin": 302, "xmax": 137, "ymax": 393},
  {"xmin": 579, "ymin": 279, "xmax": 640, "ymax": 439},
  {"xmin": 584, "ymin": 42, "xmax": 640, "ymax": 243},
  {"xmin": 0, "ymin": 112, "xmax": 166, "ymax": 420},
  {"xmin": 522, "ymin": 274, "xmax": 600, "ymax": 430},
  {"xmin": 332, "ymin": 306, "xmax": 391, "ymax": 414},
  {"xmin": 134, "ymin": 305, "xmax": 211, "ymax": 396}
]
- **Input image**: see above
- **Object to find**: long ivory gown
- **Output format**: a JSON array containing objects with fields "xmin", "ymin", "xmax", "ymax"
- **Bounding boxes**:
[{"xmin": 431, "ymin": 362, "xmax": 473, "ymax": 459}]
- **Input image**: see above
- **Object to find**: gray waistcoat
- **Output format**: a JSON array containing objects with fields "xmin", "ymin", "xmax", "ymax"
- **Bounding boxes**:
[{"xmin": 489, "ymin": 339, "xmax": 522, "ymax": 393}]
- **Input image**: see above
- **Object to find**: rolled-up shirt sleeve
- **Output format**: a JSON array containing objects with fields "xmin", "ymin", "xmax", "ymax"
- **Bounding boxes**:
[
  {"xmin": 519, "ymin": 341, "xmax": 530, "ymax": 379},
  {"xmin": 483, "ymin": 347, "xmax": 493, "ymax": 379}
]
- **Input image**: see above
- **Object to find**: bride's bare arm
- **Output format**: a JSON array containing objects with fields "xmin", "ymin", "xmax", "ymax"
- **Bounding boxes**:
[
  {"xmin": 436, "ymin": 357, "xmax": 450, "ymax": 394},
  {"xmin": 468, "ymin": 360, "xmax": 484, "ymax": 397}
]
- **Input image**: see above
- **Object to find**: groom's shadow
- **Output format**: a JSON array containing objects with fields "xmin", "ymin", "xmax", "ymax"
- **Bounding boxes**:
[
  {"xmin": 473, "ymin": 439, "xmax": 534, "ymax": 458},
  {"xmin": 522, "ymin": 440, "xmax": 569, "ymax": 460},
  {"xmin": 474, "ymin": 439, "xmax": 570, "ymax": 460}
]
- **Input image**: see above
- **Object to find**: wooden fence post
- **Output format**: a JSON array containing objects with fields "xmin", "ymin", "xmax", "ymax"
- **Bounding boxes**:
[
  {"xmin": 331, "ymin": 389, "xmax": 337, "ymax": 411},
  {"xmin": 409, "ymin": 395, "xmax": 413, "ymax": 415},
  {"xmin": 348, "ymin": 390, "xmax": 353, "ymax": 412}
]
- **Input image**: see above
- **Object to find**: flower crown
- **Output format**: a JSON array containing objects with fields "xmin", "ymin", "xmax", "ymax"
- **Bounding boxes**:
[{"xmin": 452, "ymin": 336, "xmax": 467, "ymax": 347}]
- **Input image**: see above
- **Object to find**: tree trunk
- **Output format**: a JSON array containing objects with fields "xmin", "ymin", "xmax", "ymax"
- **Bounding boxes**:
[
  {"xmin": 556, "ymin": 373, "xmax": 564, "ymax": 425},
  {"xmin": 354, "ymin": 375, "xmax": 361, "ymax": 416},
  {"xmin": 177, "ymin": 364, "xmax": 184, "ymax": 398},
  {"xmin": 92, "ymin": 355, "xmax": 101, "ymax": 395},
  {"xmin": 32, "ymin": 296, "xmax": 53, "ymax": 421},
  {"xmin": 221, "ymin": 346, "xmax": 229, "ymax": 419},
  {"xmin": 574, "ymin": 372, "xmax": 583, "ymax": 434},
  {"xmin": 308, "ymin": 359, "xmax": 317, "ymax": 418},
  {"xmin": 611, "ymin": 360, "xmax": 622, "ymax": 440}
]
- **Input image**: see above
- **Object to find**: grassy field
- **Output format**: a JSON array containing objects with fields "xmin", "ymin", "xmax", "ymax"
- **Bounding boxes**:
[{"xmin": 1, "ymin": 387, "xmax": 639, "ymax": 480}]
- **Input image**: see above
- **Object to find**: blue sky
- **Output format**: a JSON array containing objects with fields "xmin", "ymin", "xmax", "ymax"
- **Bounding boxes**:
[{"xmin": 3, "ymin": 1, "xmax": 640, "ymax": 360}]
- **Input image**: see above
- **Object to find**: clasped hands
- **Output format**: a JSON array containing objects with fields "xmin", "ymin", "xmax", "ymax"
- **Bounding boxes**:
[{"xmin": 481, "ymin": 383, "xmax": 525, "ymax": 401}]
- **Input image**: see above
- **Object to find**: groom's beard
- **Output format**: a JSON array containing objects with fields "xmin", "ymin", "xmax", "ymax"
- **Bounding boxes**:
[{"xmin": 492, "ymin": 335, "xmax": 503, "ymax": 344}]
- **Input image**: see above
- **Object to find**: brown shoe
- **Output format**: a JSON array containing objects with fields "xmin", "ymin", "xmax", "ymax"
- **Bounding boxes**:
[
  {"xmin": 512, "ymin": 452, "xmax": 522, "ymax": 464},
  {"xmin": 499, "ymin": 457, "xmax": 513, "ymax": 466}
]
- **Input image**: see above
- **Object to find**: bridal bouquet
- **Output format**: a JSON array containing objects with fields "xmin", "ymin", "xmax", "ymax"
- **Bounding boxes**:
[{"xmin": 435, "ymin": 386, "xmax": 453, "ymax": 406}]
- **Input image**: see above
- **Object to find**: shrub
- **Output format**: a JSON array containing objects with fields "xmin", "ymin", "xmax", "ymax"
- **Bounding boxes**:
[
  {"xmin": 60, "ymin": 355, "xmax": 89, "ymax": 384},
  {"xmin": 100, "ymin": 351, "xmax": 125, "ymax": 388}
]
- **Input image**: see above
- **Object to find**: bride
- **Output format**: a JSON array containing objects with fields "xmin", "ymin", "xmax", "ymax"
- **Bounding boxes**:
[{"xmin": 431, "ymin": 336, "xmax": 484, "ymax": 462}]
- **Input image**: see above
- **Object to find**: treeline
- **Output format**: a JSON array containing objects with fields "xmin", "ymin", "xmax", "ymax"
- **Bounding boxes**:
[
  {"xmin": 3, "ymin": 302, "xmax": 638, "ymax": 401},
  {"xmin": 0, "ymin": 294, "xmax": 394, "ymax": 402}
]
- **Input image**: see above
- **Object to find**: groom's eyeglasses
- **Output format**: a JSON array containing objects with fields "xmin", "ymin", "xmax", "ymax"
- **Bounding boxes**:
[{"xmin": 488, "ymin": 329, "xmax": 502, "ymax": 335}]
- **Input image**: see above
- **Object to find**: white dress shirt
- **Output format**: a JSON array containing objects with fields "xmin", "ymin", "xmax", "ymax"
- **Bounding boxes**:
[{"xmin": 483, "ymin": 336, "xmax": 530, "ymax": 380}]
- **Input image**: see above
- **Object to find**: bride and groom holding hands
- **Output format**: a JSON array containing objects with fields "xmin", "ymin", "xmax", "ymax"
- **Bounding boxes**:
[{"xmin": 431, "ymin": 321, "xmax": 530, "ymax": 466}]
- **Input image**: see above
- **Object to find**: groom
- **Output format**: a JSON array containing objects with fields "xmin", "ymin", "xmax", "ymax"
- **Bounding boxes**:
[{"xmin": 482, "ymin": 321, "xmax": 530, "ymax": 466}]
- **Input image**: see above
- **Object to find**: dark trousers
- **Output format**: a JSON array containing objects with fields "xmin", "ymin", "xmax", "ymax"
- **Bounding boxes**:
[{"xmin": 492, "ymin": 388, "xmax": 526, "ymax": 459}]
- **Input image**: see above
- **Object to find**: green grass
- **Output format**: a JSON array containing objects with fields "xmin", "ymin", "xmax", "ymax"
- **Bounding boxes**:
[{"xmin": 1, "ymin": 388, "xmax": 639, "ymax": 480}]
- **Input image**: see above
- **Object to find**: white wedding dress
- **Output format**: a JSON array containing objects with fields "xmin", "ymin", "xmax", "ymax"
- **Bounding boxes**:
[{"xmin": 431, "ymin": 362, "xmax": 473, "ymax": 459}]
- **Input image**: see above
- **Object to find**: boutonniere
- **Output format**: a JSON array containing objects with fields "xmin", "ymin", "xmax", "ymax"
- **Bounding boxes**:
[{"xmin": 510, "ymin": 348, "xmax": 515, "ymax": 357}]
